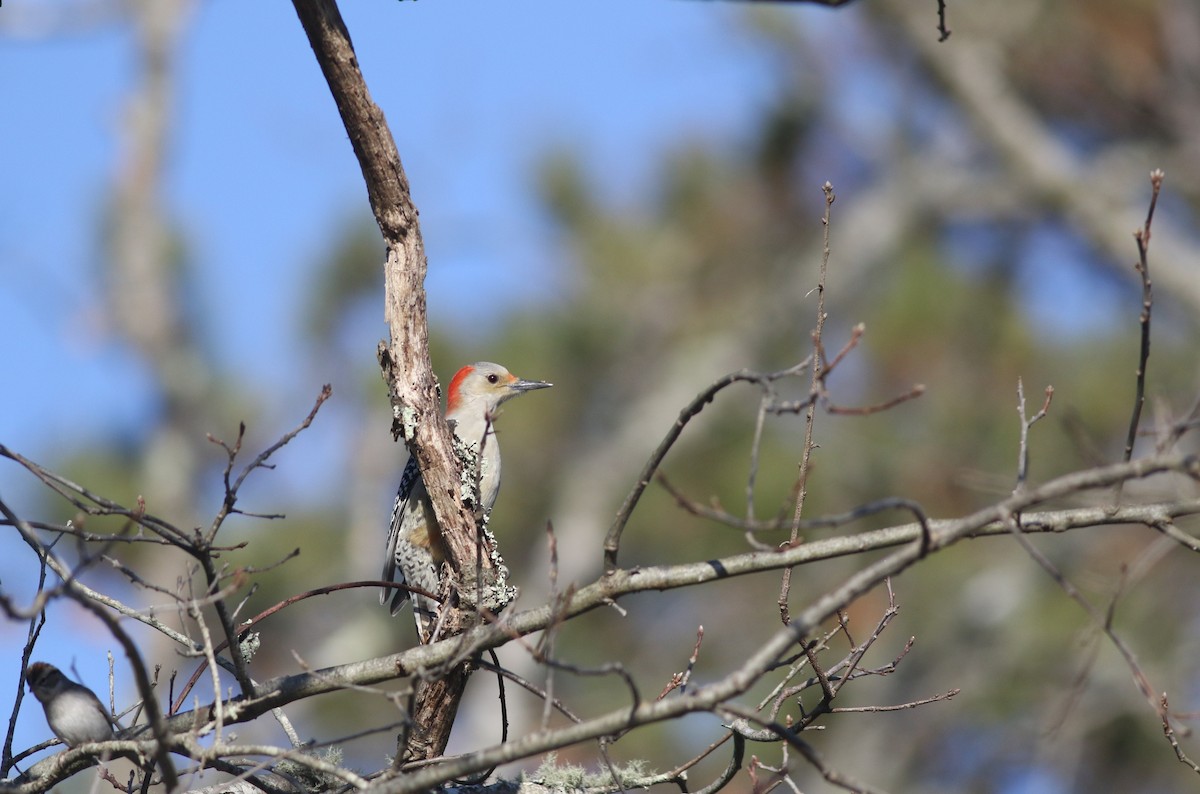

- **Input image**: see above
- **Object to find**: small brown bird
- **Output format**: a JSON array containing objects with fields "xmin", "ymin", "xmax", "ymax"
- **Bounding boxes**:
[{"xmin": 26, "ymin": 662, "xmax": 117, "ymax": 747}]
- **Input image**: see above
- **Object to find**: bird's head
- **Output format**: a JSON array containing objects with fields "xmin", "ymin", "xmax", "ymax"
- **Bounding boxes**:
[
  {"xmin": 446, "ymin": 362, "xmax": 552, "ymax": 417},
  {"xmin": 26, "ymin": 662, "xmax": 69, "ymax": 702}
]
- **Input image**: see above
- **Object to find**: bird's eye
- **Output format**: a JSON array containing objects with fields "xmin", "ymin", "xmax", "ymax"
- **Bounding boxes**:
[{"xmin": 487, "ymin": 373, "xmax": 499, "ymax": 384}]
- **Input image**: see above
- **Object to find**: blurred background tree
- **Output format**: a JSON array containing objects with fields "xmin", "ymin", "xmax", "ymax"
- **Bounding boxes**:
[{"xmin": 3, "ymin": 1, "xmax": 1200, "ymax": 791}]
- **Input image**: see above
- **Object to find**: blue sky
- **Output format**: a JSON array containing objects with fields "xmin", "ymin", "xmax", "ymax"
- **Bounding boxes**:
[{"xmin": 0, "ymin": 1, "xmax": 797, "ymax": 457}]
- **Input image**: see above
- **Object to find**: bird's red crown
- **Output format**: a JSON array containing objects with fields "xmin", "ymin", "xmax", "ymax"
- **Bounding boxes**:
[{"xmin": 446, "ymin": 364, "xmax": 476, "ymax": 413}]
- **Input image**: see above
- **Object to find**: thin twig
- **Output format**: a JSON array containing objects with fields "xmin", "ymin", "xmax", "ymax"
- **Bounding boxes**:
[
  {"xmin": 690, "ymin": 733, "xmax": 744, "ymax": 794},
  {"xmin": 1116, "ymin": 169, "xmax": 1164, "ymax": 503},
  {"xmin": 1161, "ymin": 694, "xmax": 1200, "ymax": 774},
  {"xmin": 1004, "ymin": 515, "xmax": 1165, "ymax": 722},
  {"xmin": 780, "ymin": 182, "xmax": 836, "ymax": 626},
  {"xmin": 658, "ymin": 626, "xmax": 705, "ymax": 699},
  {"xmin": 821, "ymin": 384, "xmax": 926, "ymax": 416},
  {"xmin": 830, "ymin": 689, "xmax": 958, "ymax": 713},
  {"xmin": 1, "ymin": 536, "xmax": 49, "ymax": 778},
  {"xmin": 936, "ymin": 0, "xmax": 951, "ymax": 41},
  {"xmin": 474, "ymin": 659, "xmax": 582, "ymax": 724}
]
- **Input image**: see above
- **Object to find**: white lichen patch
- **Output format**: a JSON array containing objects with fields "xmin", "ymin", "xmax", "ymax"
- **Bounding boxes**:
[{"xmin": 399, "ymin": 404, "xmax": 419, "ymax": 441}]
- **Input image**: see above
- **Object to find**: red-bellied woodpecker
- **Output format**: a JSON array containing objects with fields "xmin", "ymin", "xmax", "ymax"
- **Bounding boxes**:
[{"xmin": 381, "ymin": 362, "xmax": 551, "ymax": 642}]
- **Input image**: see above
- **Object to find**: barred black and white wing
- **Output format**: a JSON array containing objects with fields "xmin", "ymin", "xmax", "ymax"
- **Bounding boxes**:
[{"xmin": 381, "ymin": 456, "xmax": 443, "ymax": 641}]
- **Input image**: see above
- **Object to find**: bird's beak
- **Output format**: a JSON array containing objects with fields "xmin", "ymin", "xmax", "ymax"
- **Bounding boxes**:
[{"xmin": 512, "ymin": 378, "xmax": 552, "ymax": 392}]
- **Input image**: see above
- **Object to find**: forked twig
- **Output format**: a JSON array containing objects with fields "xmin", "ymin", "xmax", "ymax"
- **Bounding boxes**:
[
  {"xmin": 1014, "ymin": 379, "xmax": 1054, "ymax": 495},
  {"xmin": 604, "ymin": 363, "xmax": 809, "ymax": 572},
  {"xmin": 208, "ymin": 384, "xmax": 332, "ymax": 541}
]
